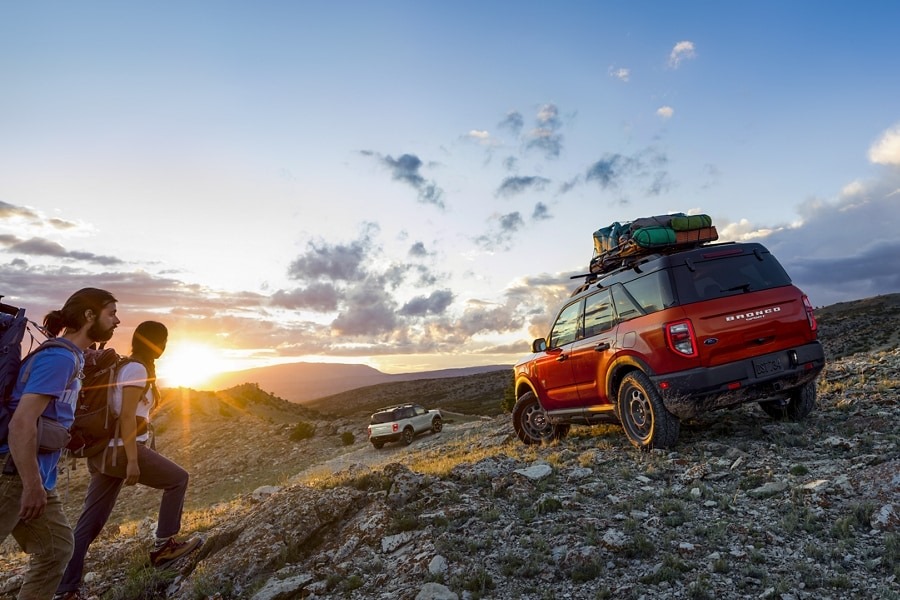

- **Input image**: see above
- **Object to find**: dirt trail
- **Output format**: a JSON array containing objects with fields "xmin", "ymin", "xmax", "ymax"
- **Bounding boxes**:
[{"xmin": 291, "ymin": 416, "xmax": 491, "ymax": 481}]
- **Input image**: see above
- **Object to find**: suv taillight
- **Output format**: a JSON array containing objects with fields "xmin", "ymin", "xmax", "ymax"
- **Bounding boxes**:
[
  {"xmin": 665, "ymin": 319, "xmax": 698, "ymax": 357},
  {"xmin": 392, "ymin": 423, "xmax": 399, "ymax": 432},
  {"xmin": 802, "ymin": 294, "xmax": 818, "ymax": 332}
]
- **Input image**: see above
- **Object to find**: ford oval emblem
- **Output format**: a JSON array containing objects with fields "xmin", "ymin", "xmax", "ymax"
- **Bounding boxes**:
[{"xmin": 704, "ymin": 338, "xmax": 719, "ymax": 345}]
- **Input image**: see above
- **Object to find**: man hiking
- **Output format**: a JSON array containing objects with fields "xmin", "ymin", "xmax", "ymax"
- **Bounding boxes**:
[{"xmin": 0, "ymin": 288, "xmax": 119, "ymax": 600}]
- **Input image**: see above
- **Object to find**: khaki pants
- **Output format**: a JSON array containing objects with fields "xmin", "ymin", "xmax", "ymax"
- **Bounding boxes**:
[{"xmin": 0, "ymin": 456, "xmax": 74, "ymax": 600}]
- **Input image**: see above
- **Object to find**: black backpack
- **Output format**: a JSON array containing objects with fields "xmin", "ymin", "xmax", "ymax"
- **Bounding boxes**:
[{"xmin": 65, "ymin": 348, "xmax": 135, "ymax": 458}]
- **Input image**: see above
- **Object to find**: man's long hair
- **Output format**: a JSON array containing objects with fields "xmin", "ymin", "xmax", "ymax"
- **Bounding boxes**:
[{"xmin": 43, "ymin": 288, "xmax": 117, "ymax": 337}]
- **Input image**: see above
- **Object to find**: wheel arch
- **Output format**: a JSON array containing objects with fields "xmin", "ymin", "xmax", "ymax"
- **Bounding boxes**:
[
  {"xmin": 515, "ymin": 376, "xmax": 540, "ymax": 404},
  {"xmin": 606, "ymin": 354, "xmax": 655, "ymax": 401}
]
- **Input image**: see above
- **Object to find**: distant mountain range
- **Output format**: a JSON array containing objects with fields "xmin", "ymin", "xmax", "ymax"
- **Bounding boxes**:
[
  {"xmin": 200, "ymin": 292, "xmax": 900, "ymax": 405},
  {"xmin": 203, "ymin": 361, "xmax": 512, "ymax": 403}
]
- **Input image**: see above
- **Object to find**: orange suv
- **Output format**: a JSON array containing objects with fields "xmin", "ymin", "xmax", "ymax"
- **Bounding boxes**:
[{"xmin": 512, "ymin": 241, "xmax": 825, "ymax": 449}]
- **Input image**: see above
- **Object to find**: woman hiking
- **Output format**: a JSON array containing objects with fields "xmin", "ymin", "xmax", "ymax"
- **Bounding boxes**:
[{"xmin": 54, "ymin": 321, "xmax": 201, "ymax": 600}]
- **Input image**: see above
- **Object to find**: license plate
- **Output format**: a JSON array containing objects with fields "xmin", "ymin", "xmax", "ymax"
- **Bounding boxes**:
[{"xmin": 753, "ymin": 356, "xmax": 783, "ymax": 377}]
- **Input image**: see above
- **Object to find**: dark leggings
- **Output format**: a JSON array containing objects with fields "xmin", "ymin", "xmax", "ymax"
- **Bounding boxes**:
[{"xmin": 56, "ymin": 445, "xmax": 189, "ymax": 593}]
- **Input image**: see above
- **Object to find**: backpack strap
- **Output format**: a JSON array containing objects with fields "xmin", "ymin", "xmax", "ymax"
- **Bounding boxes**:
[{"xmin": 18, "ymin": 339, "xmax": 82, "ymax": 392}]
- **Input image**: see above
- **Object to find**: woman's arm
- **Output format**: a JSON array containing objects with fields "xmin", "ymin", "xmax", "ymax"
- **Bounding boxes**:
[{"xmin": 119, "ymin": 385, "xmax": 143, "ymax": 485}]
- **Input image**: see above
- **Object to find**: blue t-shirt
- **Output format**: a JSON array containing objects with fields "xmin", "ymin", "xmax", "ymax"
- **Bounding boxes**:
[{"xmin": 1, "ymin": 340, "xmax": 83, "ymax": 490}]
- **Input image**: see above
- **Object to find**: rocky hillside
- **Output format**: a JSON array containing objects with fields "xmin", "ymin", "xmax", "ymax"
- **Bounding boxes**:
[
  {"xmin": 814, "ymin": 293, "xmax": 900, "ymax": 359},
  {"xmin": 1, "ymin": 295, "xmax": 898, "ymax": 600}
]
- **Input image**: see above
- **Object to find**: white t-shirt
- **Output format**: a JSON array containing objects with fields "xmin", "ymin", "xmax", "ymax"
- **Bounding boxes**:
[{"xmin": 109, "ymin": 360, "xmax": 154, "ymax": 446}]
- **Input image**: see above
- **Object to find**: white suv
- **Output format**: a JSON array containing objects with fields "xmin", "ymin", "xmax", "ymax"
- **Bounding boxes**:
[{"xmin": 367, "ymin": 403, "xmax": 443, "ymax": 449}]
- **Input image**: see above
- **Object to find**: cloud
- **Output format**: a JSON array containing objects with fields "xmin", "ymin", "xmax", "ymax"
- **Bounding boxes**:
[
  {"xmin": 287, "ymin": 226, "xmax": 376, "ymax": 282},
  {"xmin": 583, "ymin": 148, "xmax": 670, "ymax": 196},
  {"xmin": 786, "ymin": 239, "xmax": 900, "ymax": 305},
  {"xmin": 657, "ymin": 106, "xmax": 674, "ymax": 119},
  {"xmin": 366, "ymin": 152, "xmax": 446, "ymax": 208},
  {"xmin": 441, "ymin": 271, "xmax": 575, "ymax": 340},
  {"xmin": 586, "ymin": 154, "xmax": 635, "ymax": 188},
  {"xmin": 0, "ymin": 200, "xmax": 78, "ymax": 230},
  {"xmin": 868, "ymin": 124, "xmax": 900, "ymax": 166},
  {"xmin": 536, "ymin": 103, "xmax": 561, "ymax": 130},
  {"xmin": 558, "ymin": 176, "xmax": 581, "ymax": 195},
  {"xmin": 496, "ymin": 175, "xmax": 551, "ymax": 197},
  {"xmin": 464, "ymin": 130, "xmax": 500, "ymax": 147},
  {"xmin": 525, "ymin": 103, "xmax": 564, "ymax": 159},
  {"xmin": 532, "ymin": 202, "xmax": 552, "ymax": 221},
  {"xmin": 498, "ymin": 111, "xmax": 524, "ymax": 135},
  {"xmin": 733, "ymin": 171, "xmax": 900, "ymax": 306},
  {"xmin": 474, "ymin": 211, "xmax": 525, "ymax": 251},
  {"xmin": 0, "ymin": 201, "xmax": 41, "ymax": 221},
  {"xmin": 668, "ymin": 41, "xmax": 696, "ymax": 68},
  {"xmin": 270, "ymin": 283, "xmax": 341, "ymax": 311},
  {"xmin": 526, "ymin": 129, "xmax": 563, "ymax": 159},
  {"xmin": 408, "ymin": 241, "xmax": 428, "ymax": 257},
  {"xmin": 399, "ymin": 289, "xmax": 454, "ymax": 317},
  {"xmin": 0, "ymin": 234, "xmax": 123, "ymax": 265},
  {"xmin": 409, "ymin": 264, "xmax": 438, "ymax": 287},
  {"xmin": 609, "ymin": 67, "xmax": 630, "ymax": 82},
  {"xmin": 499, "ymin": 212, "xmax": 524, "ymax": 233},
  {"xmin": 331, "ymin": 279, "xmax": 398, "ymax": 336}
]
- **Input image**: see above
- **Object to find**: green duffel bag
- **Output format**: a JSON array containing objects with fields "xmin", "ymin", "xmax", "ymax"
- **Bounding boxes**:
[
  {"xmin": 670, "ymin": 214, "xmax": 712, "ymax": 231},
  {"xmin": 631, "ymin": 226, "xmax": 676, "ymax": 248}
]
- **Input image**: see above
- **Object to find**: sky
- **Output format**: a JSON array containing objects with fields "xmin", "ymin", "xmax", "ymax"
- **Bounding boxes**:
[{"xmin": 2, "ymin": 1, "xmax": 899, "ymax": 385}]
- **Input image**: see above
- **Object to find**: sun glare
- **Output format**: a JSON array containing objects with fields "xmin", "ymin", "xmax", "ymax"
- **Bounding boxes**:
[{"xmin": 157, "ymin": 342, "xmax": 225, "ymax": 388}]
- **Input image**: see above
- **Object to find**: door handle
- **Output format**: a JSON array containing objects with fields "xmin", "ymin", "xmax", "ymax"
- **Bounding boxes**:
[
  {"xmin": 556, "ymin": 354, "xmax": 569, "ymax": 362},
  {"xmin": 594, "ymin": 342, "xmax": 610, "ymax": 352}
]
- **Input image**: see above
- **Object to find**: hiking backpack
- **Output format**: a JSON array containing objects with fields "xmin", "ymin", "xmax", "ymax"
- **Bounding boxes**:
[
  {"xmin": 1, "ymin": 296, "xmax": 49, "ymax": 447},
  {"xmin": 66, "ymin": 348, "xmax": 132, "ymax": 458}
]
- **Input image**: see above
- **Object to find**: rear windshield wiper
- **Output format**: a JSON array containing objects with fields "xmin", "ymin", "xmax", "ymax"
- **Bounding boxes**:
[{"xmin": 723, "ymin": 283, "xmax": 752, "ymax": 293}]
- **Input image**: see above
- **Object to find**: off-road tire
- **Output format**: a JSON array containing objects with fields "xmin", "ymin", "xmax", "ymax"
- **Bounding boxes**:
[
  {"xmin": 759, "ymin": 381, "xmax": 817, "ymax": 421},
  {"xmin": 512, "ymin": 391, "xmax": 570, "ymax": 445},
  {"xmin": 617, "ymin": 371, "xmax": 680, "ymax": 450},
  {"xmin": 372, "ymin": 441, "xmax": 384, "ymax": 449},
  {"xmin": 401, "ymin": 427, "xmax": 414, "ymax": 446},
  {"xmin": 431, "ymin": 416, "xmax": 443, "ymax": 433}
]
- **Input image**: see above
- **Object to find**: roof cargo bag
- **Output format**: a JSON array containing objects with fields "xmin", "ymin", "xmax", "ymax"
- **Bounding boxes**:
[{"xmin": 589, "ymin": 212, "xmax": 718, "ymax": 275}]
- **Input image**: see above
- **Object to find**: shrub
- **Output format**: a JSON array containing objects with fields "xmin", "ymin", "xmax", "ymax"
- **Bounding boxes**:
[
  {"xmin": 289, "ymin": 421, "xmax": 316, "ymax": 441},
  {"xmin": 501, "ymin": 372, "xmax": 516, "ymax": 413},
  {"xmin": 340, "ymin": 430, "xmax": 355, "ymax": 446}
]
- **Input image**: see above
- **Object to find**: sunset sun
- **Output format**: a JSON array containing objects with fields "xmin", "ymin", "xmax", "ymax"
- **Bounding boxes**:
[{"xmin": 157, "ymin": 342, "xmax": 227, "ymax": 388}]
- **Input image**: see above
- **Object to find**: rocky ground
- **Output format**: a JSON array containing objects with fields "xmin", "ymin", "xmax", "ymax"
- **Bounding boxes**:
[
  {"xmin": 2, "ymin": 295, "xmax": 899, "ymax": 600},
  {"xmin": 3, "ymin": 348, "xmax": 897, "ymax": 600}
]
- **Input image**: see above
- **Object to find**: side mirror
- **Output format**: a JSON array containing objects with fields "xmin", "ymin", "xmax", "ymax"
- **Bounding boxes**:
[{"xmin": 532, "ymin": 338, "xmax": 547, "ymax": 353}]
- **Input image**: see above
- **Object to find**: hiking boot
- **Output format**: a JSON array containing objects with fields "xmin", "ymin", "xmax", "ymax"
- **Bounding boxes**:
[
  {"xmin": 149, "ymin": 536, "xmax": 202, "ymax": 568},
  {"xmin": 53, "ymin": 592, "xmax": 85, "ymax": 600}
]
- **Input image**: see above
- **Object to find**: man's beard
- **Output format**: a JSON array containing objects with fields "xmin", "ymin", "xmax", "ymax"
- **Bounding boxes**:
[{"xmin": 88, "ymin": 321, "xmax": 116, "ymax": 343}]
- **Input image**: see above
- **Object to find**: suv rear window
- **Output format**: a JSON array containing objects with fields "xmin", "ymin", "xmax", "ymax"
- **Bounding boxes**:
[
  {"xmin": 371, "ymin": 410, "xmax": 398, "ymax": 424},
  {"xmin": 672, "ymin": 251, "xmax": 792, "ymax": 304}
]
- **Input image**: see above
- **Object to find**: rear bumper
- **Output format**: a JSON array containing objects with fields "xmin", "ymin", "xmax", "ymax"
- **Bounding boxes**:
[
  {"xmin": 652, "ymin": 342, "xmax": 825, "ymax": 419},
  {"xmin": 369, "ymin": 432, "xmax": 402, "ymax": 443}
]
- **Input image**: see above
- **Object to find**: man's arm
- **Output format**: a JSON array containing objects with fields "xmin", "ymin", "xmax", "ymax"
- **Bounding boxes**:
[{"xmin": 8, "ymin": 393, "xmax": 52, "ymax": 520}]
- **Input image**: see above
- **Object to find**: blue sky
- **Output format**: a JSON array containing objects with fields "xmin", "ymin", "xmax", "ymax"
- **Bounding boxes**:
[{"xmin": 2, "ymin": 2, "xmax": 899, "ymax": 382}]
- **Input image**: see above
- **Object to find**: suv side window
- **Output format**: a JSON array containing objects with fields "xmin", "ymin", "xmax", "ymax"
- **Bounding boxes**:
[
  {"xmin": 583, "ymin": 290, "xmax": 615, "ymax": 337},
  {"xmin": 620, "ymin": 271, "xmax": 673, "ymax": 315},
  {"xmin": 611, "ymin": 285, "xmax": 643, "ymax": 321},
  {"xmin": 549, "ymin": 300, "xmax": 583, "ymax": 349}
]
